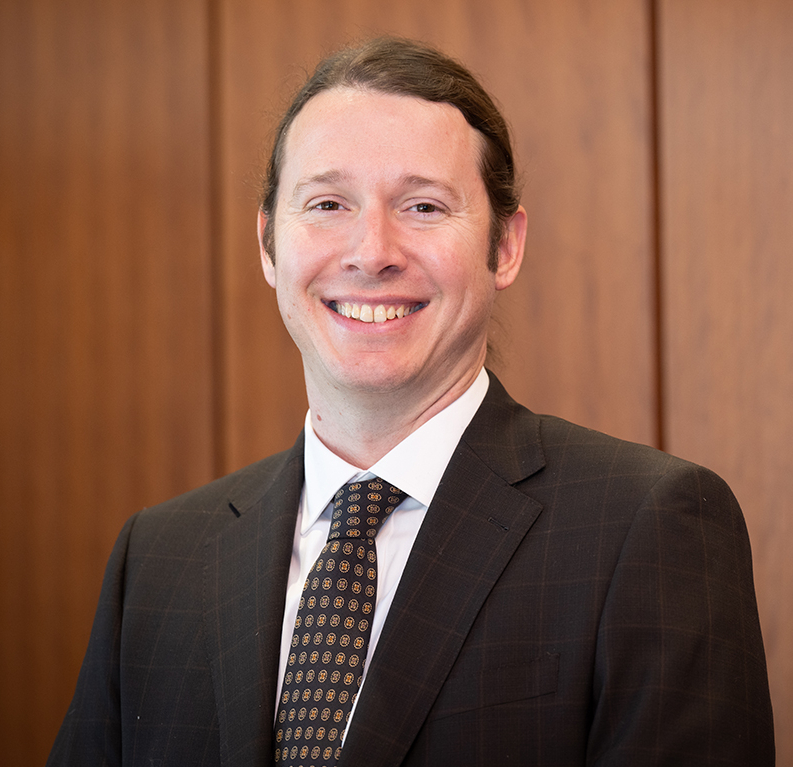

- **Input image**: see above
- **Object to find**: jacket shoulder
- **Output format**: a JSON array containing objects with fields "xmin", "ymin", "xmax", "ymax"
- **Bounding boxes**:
[
  {"xmin": 534, "ymin": 411, "xmax": 712, "ymax": 480},
  {"xmin": 477, "ymin": 374, "xmax": 715, "ymax": 492},
  {"xmin": 127, "ymin": 437, "xmax": 303, "ymax": 549},
  {"xmin": 149, "ymin": 445, "xmax": 296, "ymax": 513}
]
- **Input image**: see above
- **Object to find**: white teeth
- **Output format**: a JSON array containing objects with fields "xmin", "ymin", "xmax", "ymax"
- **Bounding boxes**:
[{"xmin": 331, "ymin": 301, "xmax": 422, "ymax": 323}]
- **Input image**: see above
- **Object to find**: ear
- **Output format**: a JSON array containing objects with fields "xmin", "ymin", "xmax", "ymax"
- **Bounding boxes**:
[
  {"xmin": 257, "ymin": 209, "xmax": 276, "ymax": 288},
  {"xmin": 494, "ymin": 205, "xmax": 527, "ymax": 291}
]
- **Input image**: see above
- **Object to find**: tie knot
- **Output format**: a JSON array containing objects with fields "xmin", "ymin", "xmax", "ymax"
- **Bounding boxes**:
[{"xmin": 328, "ymin": 477, "xmax": 407, "ymax": 543}]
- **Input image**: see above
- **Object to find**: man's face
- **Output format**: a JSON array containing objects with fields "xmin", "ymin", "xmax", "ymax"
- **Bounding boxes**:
[{"xmin": 259, "ymin": 87, "xmax": 524, "ymax": 403}]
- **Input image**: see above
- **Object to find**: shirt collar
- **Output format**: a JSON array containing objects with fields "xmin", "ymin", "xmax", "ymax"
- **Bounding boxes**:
[{"xmin": 302, "ymin": 368, "xmax": 490, "ymax": 533}]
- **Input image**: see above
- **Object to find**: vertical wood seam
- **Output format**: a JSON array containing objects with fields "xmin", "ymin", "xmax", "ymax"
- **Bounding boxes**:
[
  {"xmin": 649, "ymin": 0, "xmax": 666, "ymax": 452},
  {"xmin": 208, "ymin": 0, "xmax": 227, "ymax": 478}
]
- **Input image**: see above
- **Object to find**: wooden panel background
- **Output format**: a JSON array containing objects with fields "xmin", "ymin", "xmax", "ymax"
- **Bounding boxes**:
[
  {"xmin": 0, "ymin": 1, "xmax": 216, "ymax": 764},
  {"xmin": 658, "ymin": 0, "xmax": 793, "ymax": 761},
  {"xmin": 1, "ymin": 1, "xmax": 790, "ymax": 764}
]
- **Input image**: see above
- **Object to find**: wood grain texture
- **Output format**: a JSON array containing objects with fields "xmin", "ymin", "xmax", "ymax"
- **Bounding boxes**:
[
  {"xmin": 658, "ymin": 0, "xmax": 793, "ymax": 761},
  {"xmin": 218, "ymin": 0, "xmax": 657, "ymax": 474},
  {"xmin": 486, "ymin": 0, "xmax": 657, "ymax": 447},
  {"xmin": 0, "ymin": 1, "xmax": 215, "ymax": 763}
]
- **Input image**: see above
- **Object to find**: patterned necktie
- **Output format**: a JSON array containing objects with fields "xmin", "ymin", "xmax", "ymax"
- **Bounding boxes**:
[{"xmin": 274, "ymin": 477, "xmax": 408, "ymax": 767}]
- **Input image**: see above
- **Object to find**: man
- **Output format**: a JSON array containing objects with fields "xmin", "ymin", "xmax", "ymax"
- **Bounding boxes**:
[{"xmin": 48, "ymin": 37, "xmax": 774, "ymax": 766}]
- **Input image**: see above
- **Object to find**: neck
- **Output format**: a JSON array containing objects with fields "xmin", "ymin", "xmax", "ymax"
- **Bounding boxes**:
[{"xmin": 306, "ymin": 366, "xmax": 483, "ymax": 469}]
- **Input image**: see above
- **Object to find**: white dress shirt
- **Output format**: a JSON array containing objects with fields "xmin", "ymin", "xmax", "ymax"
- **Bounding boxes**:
[{"xmin": 275, "ymin": 368, "xmax": 490, "ymax": 732}]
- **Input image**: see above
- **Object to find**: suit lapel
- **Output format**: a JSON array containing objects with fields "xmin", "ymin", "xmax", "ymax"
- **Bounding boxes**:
[
  {"xmin": 204, "ymin": 435, "xmax": 305, "ymax": 767},
  {"xmin": 340, "ymin": 377, "xmax": 546, "ymax": 767}
]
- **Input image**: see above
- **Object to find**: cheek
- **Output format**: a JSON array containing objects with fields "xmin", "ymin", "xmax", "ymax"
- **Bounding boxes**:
[
  {"xmin": 277, "ymin": 223, "xmax": 343, "ymax": 277},
  {"xmin": 425, "ymin": 222, "xmax": 491, "ymax": 267},
  {"xmin": 433, "ymin": 245, "xmax": 494, "ymax": 296}
]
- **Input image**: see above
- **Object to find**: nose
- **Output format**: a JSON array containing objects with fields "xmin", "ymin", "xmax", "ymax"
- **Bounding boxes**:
[{"xmin": 340, "ymin": 206, "xmax": 407, "ymax": 276}]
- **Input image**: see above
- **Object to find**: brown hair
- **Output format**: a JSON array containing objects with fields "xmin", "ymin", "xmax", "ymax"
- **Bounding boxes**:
[{"xmin": 259, "ymin": 36, "xmax": 520, "ymax": 271}]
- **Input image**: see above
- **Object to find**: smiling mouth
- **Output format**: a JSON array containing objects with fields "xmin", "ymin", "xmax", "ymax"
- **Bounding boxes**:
[{"xmin": 326, "ymin": 301, "xmax": 426, "ymax": 324}]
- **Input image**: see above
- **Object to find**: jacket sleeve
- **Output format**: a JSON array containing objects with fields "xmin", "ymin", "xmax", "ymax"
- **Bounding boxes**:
[
  {"xmin": 587, "ymin": 464, "xmax": 774, "ymax": 765},
  {"xmin": 46, "ymin": 513, "xmax": 138, "ymax": 767}
]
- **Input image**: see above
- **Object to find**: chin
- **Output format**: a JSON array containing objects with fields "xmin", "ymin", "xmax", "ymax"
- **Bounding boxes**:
[{"xmin": 328, "ymin": 359, "xmax": 421, "ymax": 395}]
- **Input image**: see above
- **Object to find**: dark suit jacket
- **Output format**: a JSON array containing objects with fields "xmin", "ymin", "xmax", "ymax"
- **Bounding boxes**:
[{"xmin": 48, "ymin": 376, "xmax": 774, "ymax": 766}]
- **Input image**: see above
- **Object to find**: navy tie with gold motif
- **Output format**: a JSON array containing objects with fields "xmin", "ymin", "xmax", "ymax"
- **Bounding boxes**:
[{"xmin": 274, "ymin": 477, "xmax": 408, "ymax": 767}]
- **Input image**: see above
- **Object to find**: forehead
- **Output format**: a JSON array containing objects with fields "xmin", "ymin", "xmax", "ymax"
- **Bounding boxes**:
[{"xmin": 279, "ymin": 87, "xmax": 486, "ymax": 196}]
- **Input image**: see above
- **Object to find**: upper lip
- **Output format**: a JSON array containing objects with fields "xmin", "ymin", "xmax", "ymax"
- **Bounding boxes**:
[{"xmin": 324, "ymin": 295, "xmax": 425, "ymax": 305}]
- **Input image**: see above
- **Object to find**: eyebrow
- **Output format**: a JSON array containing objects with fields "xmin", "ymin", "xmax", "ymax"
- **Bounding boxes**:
[
  {"xmin": 399, "ymin": 175, "xmax": 463, "ymax": 205},
  {"xmin": 289, "ymin": 170, "xmax": 351, "ymax": 204},
  {"xmin": 288, "ymin": 171, "xmax": 464, "ymax": 206}
]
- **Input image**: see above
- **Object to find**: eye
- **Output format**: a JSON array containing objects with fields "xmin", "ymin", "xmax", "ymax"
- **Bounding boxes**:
[
  {"xmin": 314, "ymin": 200, "xmax": 341, "ymax": 211},
  {"xmin": 412, "ymin": 202, "xmax": 438, "ymax": 214}
]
